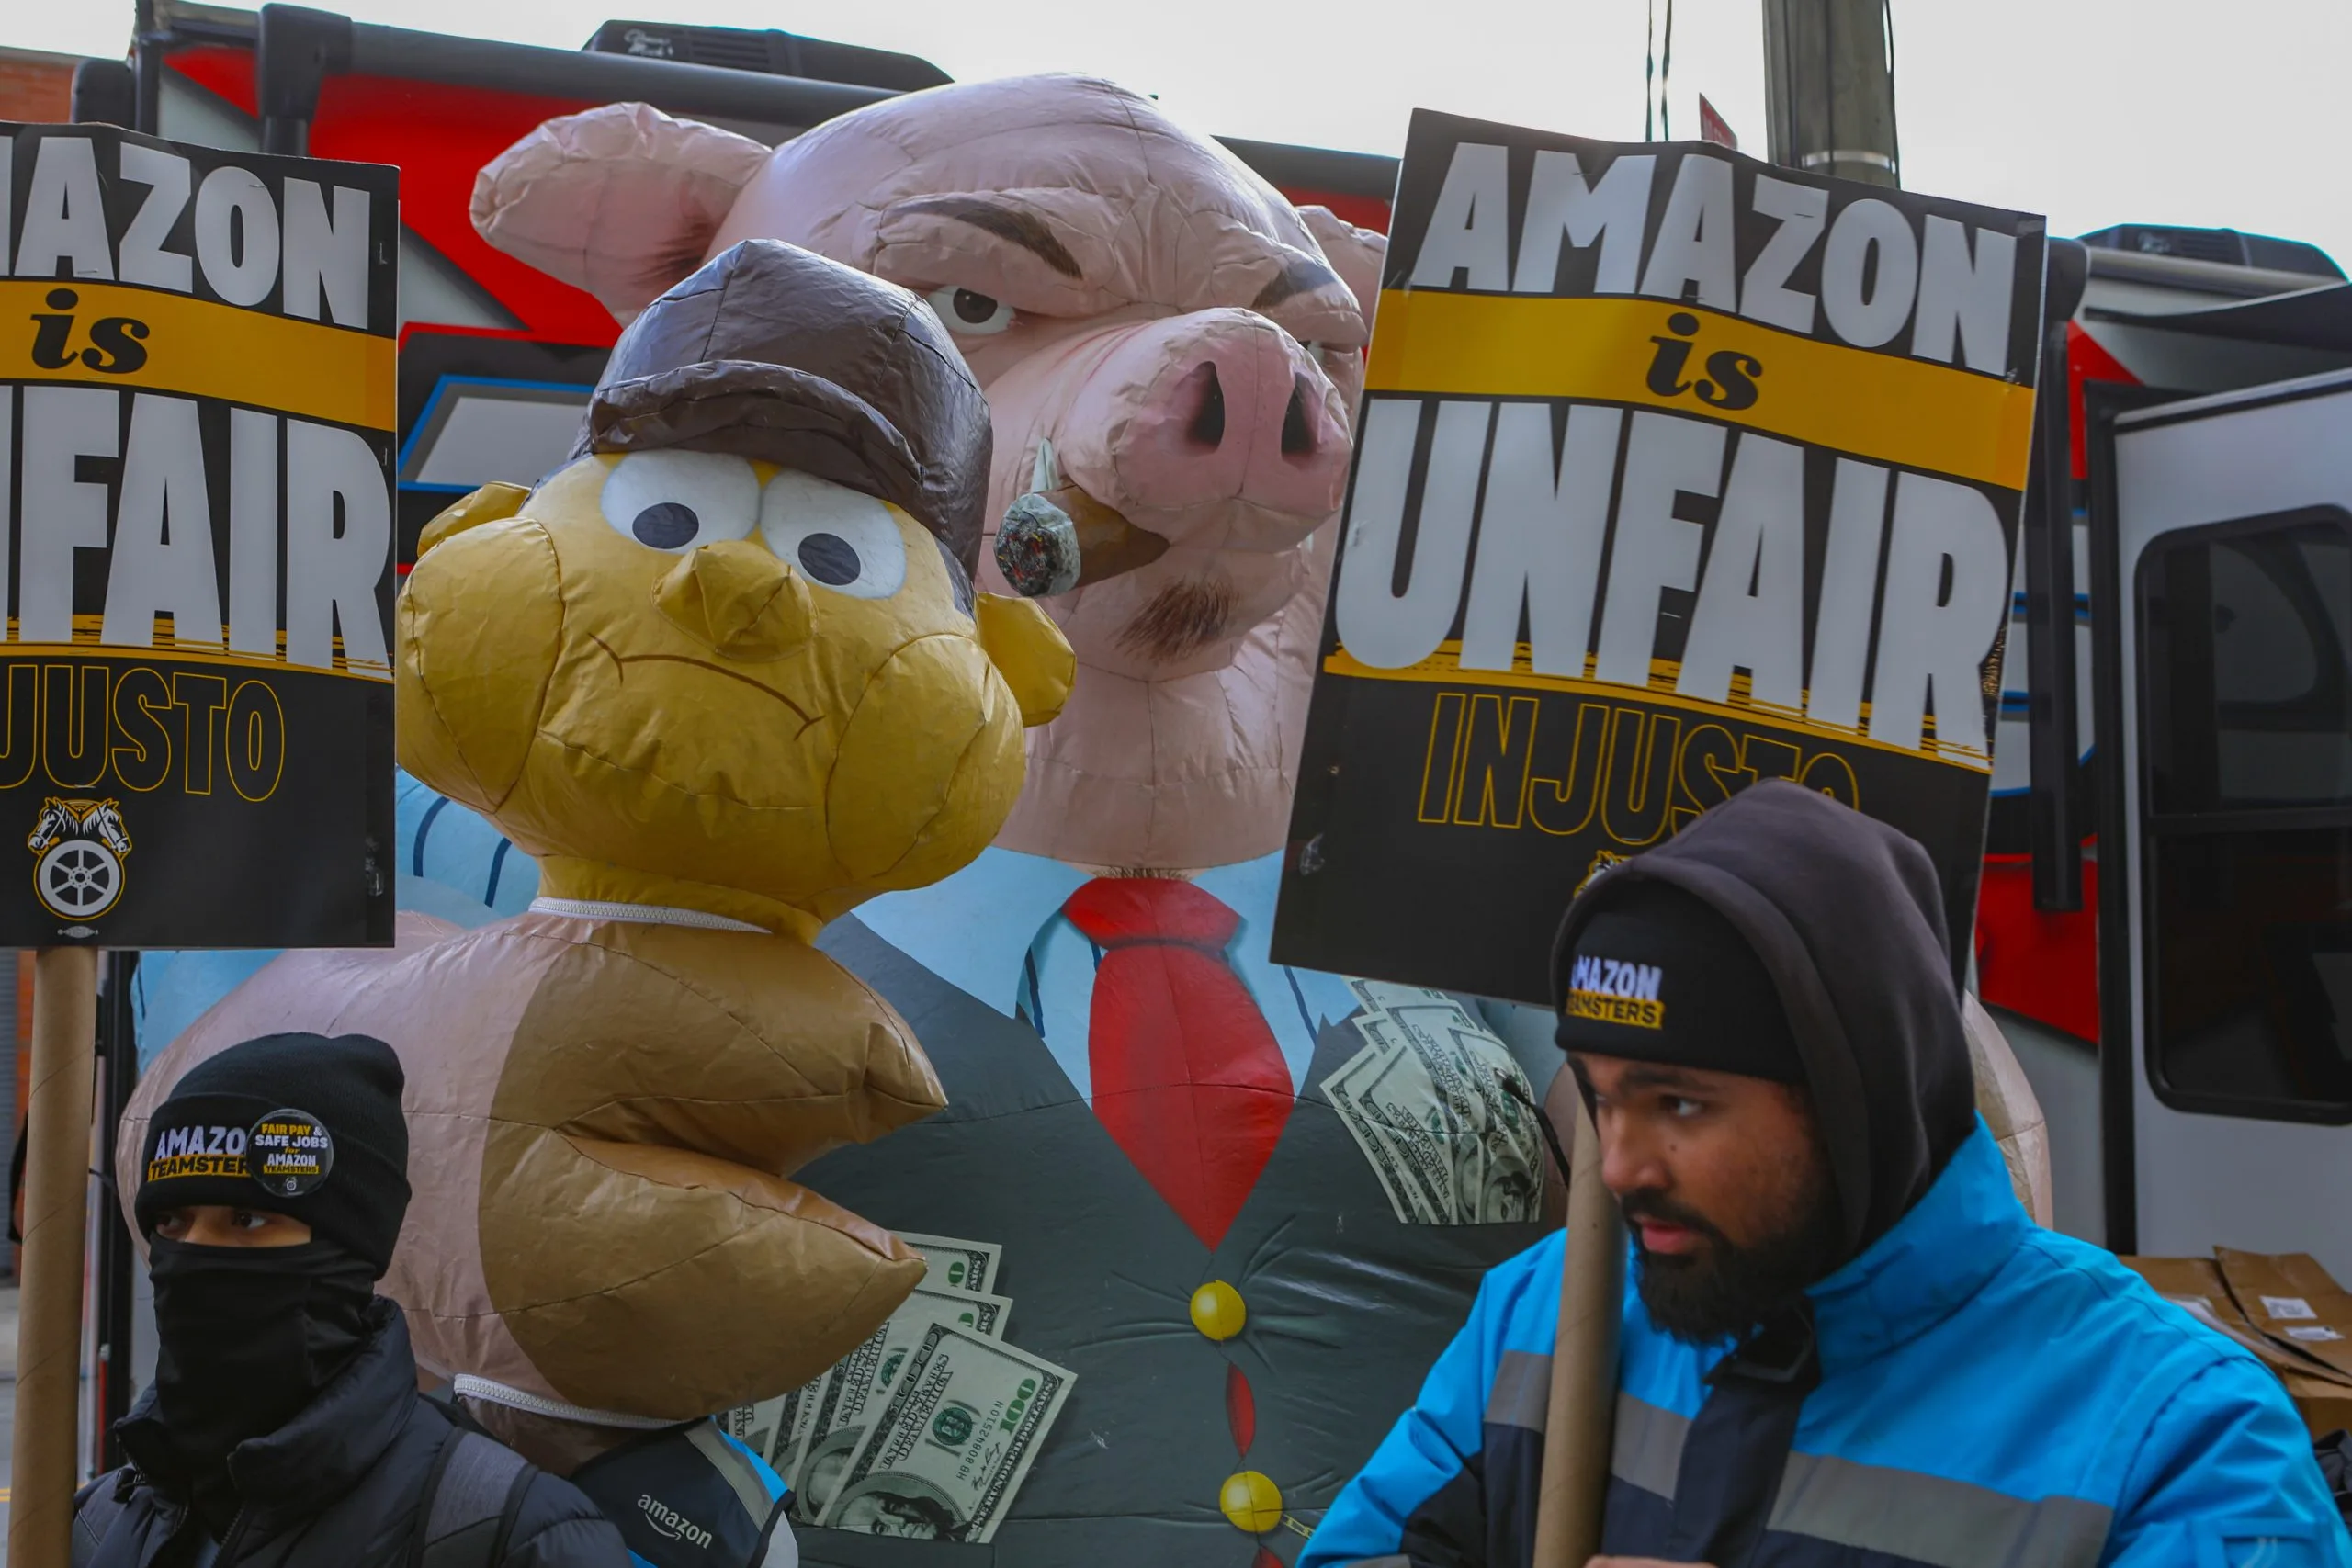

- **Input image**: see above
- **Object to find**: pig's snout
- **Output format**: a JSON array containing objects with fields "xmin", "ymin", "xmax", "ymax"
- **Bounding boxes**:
[{"xmin": 1112, "ymin": 311, "xmax": 1350, "ymax": 522}]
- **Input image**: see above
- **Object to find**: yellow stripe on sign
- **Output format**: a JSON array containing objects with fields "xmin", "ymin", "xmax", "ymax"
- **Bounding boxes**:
[
  {"xmin": 1366, "ymin": 290, "xmax": 2035, "ymax": 491},
  {"xmin": 0, "ymin": 280, "xmax": 394, "ymax": 432},
  {"xmin": 0, "ymin": 614, "xmax": 392, "ymax": 682}
]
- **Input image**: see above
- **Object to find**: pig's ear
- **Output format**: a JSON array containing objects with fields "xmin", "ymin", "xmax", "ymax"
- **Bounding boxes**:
[
  {"xmin": 1296, "ymin": 206, "xmax": 1390, "ymax": 333},
  {"xmin": 472, "ymin": 103, "xmax": 772, "ymax": 323}
]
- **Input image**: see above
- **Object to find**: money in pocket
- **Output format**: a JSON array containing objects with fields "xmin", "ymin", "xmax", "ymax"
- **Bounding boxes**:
[
  {"xmin": 819, "ymin": 1324, "xmax": 1077, "ymax": 1543},
  {"xmin": 897, "ymin": 1232, "xmax": 1004, "ymax": 1294}
]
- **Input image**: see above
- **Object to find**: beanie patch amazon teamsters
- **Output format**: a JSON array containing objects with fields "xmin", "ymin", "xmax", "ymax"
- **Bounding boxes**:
[
  {"xmin": 1554, "ymin": 878, "xmax": 1805, "ymax": 1084},
  {"xmin": 133, "ymin": 1032, "xmax": 411, "ymax": 1275}
]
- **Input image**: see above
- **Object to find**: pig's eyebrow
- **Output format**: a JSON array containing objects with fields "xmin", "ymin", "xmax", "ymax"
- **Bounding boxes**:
[
  {"xmin": 1252, "ymin": 258, "xmax": 1343, "ymax": 311},
  {"xmin": 893, "ymin": 196, "xmax": 1082, "ymax": 279}
]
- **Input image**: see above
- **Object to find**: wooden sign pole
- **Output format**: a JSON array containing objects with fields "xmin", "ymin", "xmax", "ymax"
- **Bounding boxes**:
[
  {"xmin": 1531, "ymin": 1095, "xmax": 1624, "ymax": 1566},
  {"xmin": 8, "ymin": 946, "xmax": 101, "ymax": 1568}
]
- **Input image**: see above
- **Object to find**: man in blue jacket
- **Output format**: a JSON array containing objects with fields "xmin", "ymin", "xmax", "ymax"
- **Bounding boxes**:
[{"xmin": 1304, "ymin": 781, "xmax": 2349, "ymax": 1567}]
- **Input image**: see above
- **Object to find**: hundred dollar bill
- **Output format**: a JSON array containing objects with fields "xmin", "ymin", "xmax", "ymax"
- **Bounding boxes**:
[
  {"xmin": 1409, "ymin": 1017, "xmax": 1543, "ymax": 1224},
  {"xmin": 1350, "ymin": 978, "xmax": 1478, "ymax": 1037},
  {"xmin": 725, "ymin": 1395, "xmax": 788, "ymax": 1465},
  {"xmin": 1320, "ymin": 1039, "xmax": 1450, "ymax": 1224},
  {"xmin": 1439, "ymin": 1023, "xmax": 1543, "ymax": 1223},
  {"xmin": 1362, "ymin": 1011, "xmax": 1498, "ymax": 1214},
  {"xmin": 1363, "ymin": 987, "xmax": 1543, "ymax": 1146},
  {"xmin": 818, "ymin": 1324, "xmax": 1076, "ymax": 1543},
  {"xmin": 791, "ymin": 1284, "xmax": 1010, "ymax": 1522},
  {"xmin": 1328, "ymin": 987, "xmax": 1544, "ymax": 1224},
  {"xmin": 897, "ymin": 1232, "xmax": 1003, "ymax": 1295},
  {"xmin": 1367, "ymin": 990, "xmax": 1513, "ymax": 1135},
  {"xmin": 721, "ymin": 1367, "xmax": 827, "ymax": 1476},
  {"xmin": 769, "ymin": 1371, "xmax": 827, "ymax": 1478}
]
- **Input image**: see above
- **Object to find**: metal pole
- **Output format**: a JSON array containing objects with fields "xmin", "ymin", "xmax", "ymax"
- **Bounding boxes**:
[
  {"xmin": 2083, "ymin": 383, "xmax": 2154, "ymax": 1257},
  {"xmin": 1761, "ymin": 0, "xmax": 1900, "ymax": 188},
  {"xmin": 2025, "ymin": 308, "xmax": 2086, "ymax": 913},
  {"xmin": 7, "ymin": 947, "xmax": 100, "ymax": 1568}
]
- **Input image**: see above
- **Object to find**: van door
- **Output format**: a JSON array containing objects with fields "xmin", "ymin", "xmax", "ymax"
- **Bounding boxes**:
[{"xmin": 2104, "ymin": 372, "xmax": 2352, "ymax": 1277}]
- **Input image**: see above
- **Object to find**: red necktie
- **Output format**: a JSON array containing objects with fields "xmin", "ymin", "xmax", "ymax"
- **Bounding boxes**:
[{"xmin": 1063, "ymin": 877, "xmax": 1292, "ymax": 1249}]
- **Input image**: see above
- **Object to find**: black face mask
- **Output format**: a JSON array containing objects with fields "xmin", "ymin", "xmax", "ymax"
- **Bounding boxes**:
[{"xmin": 147, "ymin": 1237, "xmax": 379, "ymax": 1473}]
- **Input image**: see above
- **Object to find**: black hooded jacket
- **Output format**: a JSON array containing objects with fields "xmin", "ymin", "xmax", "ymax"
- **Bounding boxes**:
[
  {"xmin": 1551, "ymin": 778, "xmax": 1979, "ymax": 1264},
  {"xmin": 71, "ymin": 1300, "xmax": 626, "ymax": 1568},
  {"xmin": 1541, "ymin": 782, "xmax": 1980, "ymax": 1559},
  {"xmin": 1328, "ymin": 782, "xmax": 1980, "ymax": 1566},
  {"xmin": 1310, "ymin": 781, "xmax": 2346, "ymax": 1568}
]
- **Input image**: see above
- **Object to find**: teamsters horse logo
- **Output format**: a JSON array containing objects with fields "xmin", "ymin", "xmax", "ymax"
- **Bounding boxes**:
[{"xmin": 28, "ymin": 797, "xmax": 133, "ymax": 922}]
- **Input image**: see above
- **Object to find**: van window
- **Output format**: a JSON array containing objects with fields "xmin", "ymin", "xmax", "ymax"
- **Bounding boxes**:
[{"xmin": 2137, "ymin": 508, "xmax": 2352, "ymax": 1121}]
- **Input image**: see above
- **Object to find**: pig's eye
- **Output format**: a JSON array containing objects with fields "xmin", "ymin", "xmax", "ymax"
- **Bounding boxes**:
[
  {"xmin": 761, "ymin": 470, "xmax": 907, "ymax": 600},
  {"xmin": 1293, "ymin": 337, "xmax": 1351, "ymax": 378},
  {"xmin": 600, "ymin": 451, "xmax": 758, "ymax": 553},
  {"xmin": 927, "ymin": 285, "xmax": 1016, "ymax": 336}
]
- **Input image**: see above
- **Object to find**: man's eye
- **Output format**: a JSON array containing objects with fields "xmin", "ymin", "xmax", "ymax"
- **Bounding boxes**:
[
  {"xmin": 926, "ymin": 286, "xmax": 1016, "ymax": 336},
  {"xmin": 232, "ymin": 1210, "xmax": 267, "ymax": 1229},
  {"xmin": 1666, "ymin": 1097, "xmax": 1706, "ymax": 1119}
]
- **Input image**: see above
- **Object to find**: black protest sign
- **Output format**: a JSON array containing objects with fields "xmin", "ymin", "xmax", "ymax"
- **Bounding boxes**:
[
  {"xmin": 1272, "ymin": 112, "xmax": 2045, "ymax": 1004},
  {"xmin": 0, "ymin": 123, "xmax": 397, "ymax": 947}
]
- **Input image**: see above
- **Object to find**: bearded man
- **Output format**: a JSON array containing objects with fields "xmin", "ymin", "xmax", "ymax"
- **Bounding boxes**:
[{"xmin": 1304, "ymin": 781, "xmax": 2349, "ymax": 1568}]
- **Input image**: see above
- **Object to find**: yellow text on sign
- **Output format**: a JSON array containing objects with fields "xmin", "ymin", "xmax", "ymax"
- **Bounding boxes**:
[
  {"xmin": 1366, "ymin": 290, "xmax": 2034, "ymax": 490},
  {"xmin": 0, "ymin": 660, "xmax": 289, "ymax": 802},
  {"xmin": 0, "ymin": 279, "xmax": 394, "ymax": 432}
]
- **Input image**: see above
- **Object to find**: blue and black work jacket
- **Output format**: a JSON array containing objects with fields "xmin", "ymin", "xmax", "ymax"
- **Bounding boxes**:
[
  {"xmin": 568, "ymin": 1419, "xmax": 794, "ymax": 1568},
  {"xmin": 1304, "ymin": 1122, "xmax": 2351, "ymax": 1567}
]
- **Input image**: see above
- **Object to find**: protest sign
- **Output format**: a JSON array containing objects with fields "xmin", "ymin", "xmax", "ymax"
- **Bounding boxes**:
[
  {"xmin": 1273, "ymin": 112, "xmax": 2045, "ymax": 1003},
  {"xmin": 0, "ymin": 123, "xmax": 397, "ymax": 947}
]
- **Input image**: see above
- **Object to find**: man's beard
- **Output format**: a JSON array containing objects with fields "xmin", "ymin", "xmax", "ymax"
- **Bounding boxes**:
[{"xmin": 1623, "ymin": 1163, "xmax": 1841, "ymax": 1345}]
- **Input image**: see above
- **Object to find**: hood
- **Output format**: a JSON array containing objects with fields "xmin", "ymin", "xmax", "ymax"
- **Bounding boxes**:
[{"xmin": 1549, "ymin": 780, "xmax": 1977, "ymax": 1263}]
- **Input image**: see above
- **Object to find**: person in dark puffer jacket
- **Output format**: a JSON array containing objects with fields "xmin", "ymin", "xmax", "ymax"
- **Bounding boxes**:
[{"xmin": 72, "ymin": 1032, "xmax": 626, "ymax": 1568}]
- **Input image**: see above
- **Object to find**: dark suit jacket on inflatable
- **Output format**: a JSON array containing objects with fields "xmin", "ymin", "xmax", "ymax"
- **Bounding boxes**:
[{"xmin": 799, "ymin": 912, "xmax": 1556, "ymax": 1567}]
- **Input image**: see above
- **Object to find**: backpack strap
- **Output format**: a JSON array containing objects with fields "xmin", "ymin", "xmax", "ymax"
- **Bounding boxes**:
[{"xmin": 413, "ymin": 1429, "xmax": 536, "ymax": 1568}]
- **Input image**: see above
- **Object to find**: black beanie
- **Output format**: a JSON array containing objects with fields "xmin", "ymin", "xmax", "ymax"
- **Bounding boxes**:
[
  {"xmin": 1554, "ymin": 879, "xmax": 1804, "ymax": 1084},
  {"xmin": 134, "ymin": 1033, "xmax": 411, "ymax": 1276}
]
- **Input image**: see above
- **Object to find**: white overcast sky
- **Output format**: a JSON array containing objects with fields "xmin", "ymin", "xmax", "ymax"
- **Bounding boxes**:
[{"xmin": 15, "ymin": 0, "xmax": 2352, "ymax": 265}]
